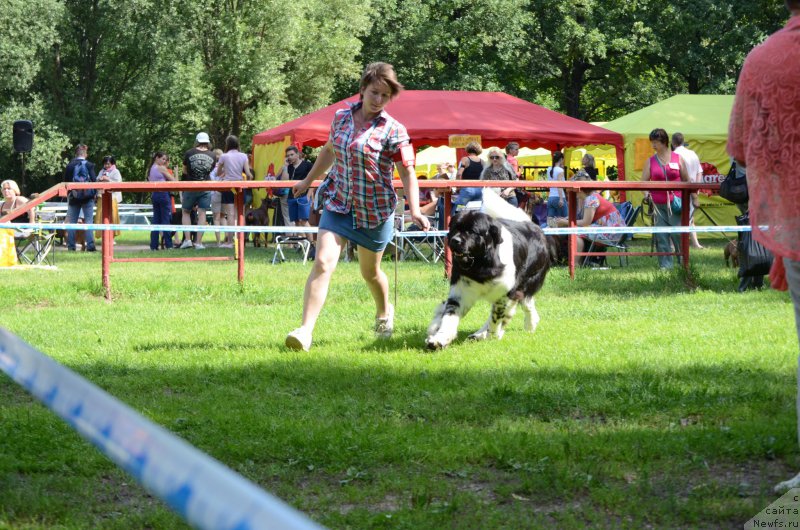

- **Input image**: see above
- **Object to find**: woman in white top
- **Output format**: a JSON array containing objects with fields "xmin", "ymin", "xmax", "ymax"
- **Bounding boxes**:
[
  {"xmin": 217, "ymin": 135, "xmax": 253, "ymax": 248},
  {"xmin": 208, "ymin": 149, "xmax": 224, "ymax": 246},
  {"xmin": 94, "ymin": 155, "xmax": 123, "ymax": 239},
  {"xmin": 546, "ymin": 151, "xmax": 567, "ymax": 221}
]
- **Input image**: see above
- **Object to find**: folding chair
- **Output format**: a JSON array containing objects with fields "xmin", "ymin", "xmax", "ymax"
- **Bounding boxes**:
[
  {"xmin": 16, "ymin": 230, "xmax": 57, "ymax": 266},
  {"xmin": 582, "ymin": 205, "xmax": 641, "ymax": 268},
  {"xmin": 272, "ymin": 235, "xmax": 311, "ymax": 265}
]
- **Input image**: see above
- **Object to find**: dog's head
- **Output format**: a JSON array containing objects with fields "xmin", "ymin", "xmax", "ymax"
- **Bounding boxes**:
[{"xmin": 447, "ymin": 211, "xmax": 503, "ymax": 266}]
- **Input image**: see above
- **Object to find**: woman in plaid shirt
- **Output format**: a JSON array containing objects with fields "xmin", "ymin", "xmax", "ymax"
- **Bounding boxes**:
[{"xmin": 285, "ymin": 63, "xmax": 430, "ymax": 352}]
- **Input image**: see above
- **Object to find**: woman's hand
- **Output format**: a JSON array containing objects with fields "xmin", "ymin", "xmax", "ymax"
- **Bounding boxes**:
[
  {"xmin": 292, "ymin": 178, "xmax": 310, "ymax": 198},
  {"xmin": 409, "ymin": 211, "xmax": 431, "ymax": 231}
]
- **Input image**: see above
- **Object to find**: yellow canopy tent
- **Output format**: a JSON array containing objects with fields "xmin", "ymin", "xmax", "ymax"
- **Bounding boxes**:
[{"xmin": 603, "ymin": 94, "xmax": 737, "ymax": 226}]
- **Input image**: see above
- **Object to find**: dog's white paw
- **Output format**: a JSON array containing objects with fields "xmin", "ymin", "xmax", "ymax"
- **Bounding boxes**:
[
  {"xmin": 775, "ymin": 472, "xmax": 800, "ymax": 493},
  {"xmin": 425, "ymin": 335, "xmax": 450, "ymax": 350},
  {"xmin": 468, "ymin": 330, "xmax": 489, "ymax": 341},
  {"xmin": 524, "ymin": 313, "xmax": 540, "ymax": 333}
]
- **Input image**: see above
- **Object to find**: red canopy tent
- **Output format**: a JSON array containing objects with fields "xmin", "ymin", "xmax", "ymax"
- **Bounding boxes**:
[{"xmin": 252, "ymin": 90, "xmax": 625, "ymax": 183}]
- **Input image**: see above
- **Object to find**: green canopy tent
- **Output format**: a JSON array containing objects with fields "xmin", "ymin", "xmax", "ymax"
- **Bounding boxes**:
[{"xmin": 603, "ymin": 94, "xmax": 737, "ymax": 226}]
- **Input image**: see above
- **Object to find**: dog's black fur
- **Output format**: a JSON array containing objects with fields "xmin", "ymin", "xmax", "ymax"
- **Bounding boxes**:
[
  {"xmin": 426, "ymin": 208, "xmax": 550, "ymax": 349},
  {"xmin": 449, "ymin": 211, "xmax": 550, "ymax": 297}
]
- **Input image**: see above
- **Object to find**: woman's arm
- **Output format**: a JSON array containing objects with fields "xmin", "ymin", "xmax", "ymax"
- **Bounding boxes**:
[
  {"xmin": 398, "ymin": 163, "xmax": 430, "ymax": 230},
  {"xmin": 292, "ymin": 142, "xmax": 334, "ymax": 197},
  {"xmin": 157, "ymin": 164, "xmax": 175, "ymax": 181},
  {"xmin": 244, "ymin": 158, "xmax": 253, "ymax": 181},
  {"xmin": 641, "ymin": 160, "xmax": 651, "ymax": 200},
  {"xmin": 456, "ymin": 157, "xmax": 468, "ymax": 179}
]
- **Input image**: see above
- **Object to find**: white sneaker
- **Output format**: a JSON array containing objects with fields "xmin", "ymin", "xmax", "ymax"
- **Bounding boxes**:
[
  {"xmin": 375, "ymin": 304, "xmax": 394, "ymax": 339},
  {"xmin": 179, "ymin": 240, "xmax": 193, "ymax": 249},
  {"xmin": 285, "ymin": 327, "xmax": 312, "ymax": 351},
  {"xmin": 219, "ymin": 242, "xmax": 233, "ymax": 248},
  {"xmin": 194, "ymin": 242, "xmax": 206, "ymax": 250}
]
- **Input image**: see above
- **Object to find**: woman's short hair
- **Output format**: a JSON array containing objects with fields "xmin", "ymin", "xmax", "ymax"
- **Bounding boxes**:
[
  {"xmin": 582, "ymin": 153, "xmax": 595, "ymax": 168},
  {"xmin": 571, "ymin": 171, "xmax": 594, "ymax": 192},
  {"xmin": 359, "ymin": 62, "xmax": 403, "ymax": 99},
  {"xmin": 225, "ymin": 135, "xmax": 240, "ymax": 152},
  {"xmin": 1, "ymin": 179, "xmax": 20, "ymax": 195},
  {"xmin": 465, "ymin": 141, "xmax": 482, "ymax": 155},
  {"xmin": 102, "ymin": 155, "xmax": 115, "ymax": 165},
  {"xmin": 505, "ymin": 142, "xmax": 520, "ymax": 154},
  {"xmin": 649, "ymin": 128, "xmax": 669, "ymax": 146}
]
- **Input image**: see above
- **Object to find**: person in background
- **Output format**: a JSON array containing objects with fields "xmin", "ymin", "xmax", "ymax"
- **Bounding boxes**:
[
  {"xmin": 457, "ymin": 141, "xmax": 485, "ymax": 181},
  {"xmin": 480, "ymin": 147, "xmax": 518, "ymax": 206},
  {"xmin": 1, "ymin": 179, "xmax": 35, "ymax": 226},
  {"xmin": 217, "ymin": 135, "xmax": 253, "ymax": 248},
  {"xmin": 641, "ymin": 128, "xmax": 690, "ymax": 269},
  {"xmin": 546, "ymin": 151, "xmax": 567, "ymax": 223},
  {"xmin": 555, "ymin": 172, "xmax": 625, "ymax": 254},
  {"xmin": 94, "ymin": 155, "xmax": 122, "ymax": 241},
  {"xmin": 209, "ymin": 148, "xmax": 224, "ymax": 246},
  {"xmin": 728, "ymin": 0, "xmax": 800, "ymax": 493},
  {"xmin": 445, "ymin": 162, "xmax": 457, "ymax": 180},
  {"xmin": 582, "ymin": 153, "xmax": 598, "ymax": 181},
  {"xmin": 282, "ymin": 145, "xmax": 313, "ymax": 235},
  {"xmin": 505, "ymin": 142, "xmax": 521, "ymax": 177},
  {"xmin": 147, "ymin": 151, "xmax": 175, "ymax": 250},
  {"xmin": 63, "ymin": 144, "xmax": 97, "ymax": 252},
  {"xmin": 285, "ymin": 62, "xmax": 429, "ymax": 351},
  {"xmin": 671, "ymin": 132, "xmax": 704, "ymax": 249},
  {"xmin": 179, "ymin": 132, "xmax": 214, "ymax": 250}
]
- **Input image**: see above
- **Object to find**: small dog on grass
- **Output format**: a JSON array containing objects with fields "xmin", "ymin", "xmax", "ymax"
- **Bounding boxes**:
[
  {"xmin": 245, "ymin": 201, "xmax": 270, "ymax": 247},
  {"xmin": 724, "ymin": 241, "xmax": 739, "ymax": 268}
]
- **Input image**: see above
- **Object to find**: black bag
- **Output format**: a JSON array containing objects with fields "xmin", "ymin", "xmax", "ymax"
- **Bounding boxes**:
[
  {"xmin": 719, "ymin": 161, "xmax": 748, "ymax": 204},
  {"xmin": 736, "ymin": 212, "xmax": 773, "ymax": 278}
]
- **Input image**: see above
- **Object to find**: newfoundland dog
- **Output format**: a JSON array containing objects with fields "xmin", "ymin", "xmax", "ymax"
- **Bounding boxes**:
[{"xmin": 426, "ymin": 189, "xmax": 550, "ymax": 349}]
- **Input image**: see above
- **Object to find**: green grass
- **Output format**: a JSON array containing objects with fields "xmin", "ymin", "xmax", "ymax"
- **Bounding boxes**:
[{"xmin": 0, "ymin": 234, "xmax": 796, "ymax": 529}]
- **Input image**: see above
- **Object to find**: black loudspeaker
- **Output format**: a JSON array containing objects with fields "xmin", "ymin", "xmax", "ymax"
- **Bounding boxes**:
[{"xmin": 13, "ymin": 120, "xmax": 34, "ymax": 153}]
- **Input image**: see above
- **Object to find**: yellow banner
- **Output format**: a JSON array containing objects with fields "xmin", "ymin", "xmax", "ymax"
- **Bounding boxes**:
[{"xmin": 448, "ymin": 135, "xmax": 481, "ymax": 149}]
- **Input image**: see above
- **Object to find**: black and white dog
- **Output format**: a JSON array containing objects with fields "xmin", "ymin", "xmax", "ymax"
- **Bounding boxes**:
[{"xmin": 426, "ymin": 189, "xmax": 550, "ymax": 349}]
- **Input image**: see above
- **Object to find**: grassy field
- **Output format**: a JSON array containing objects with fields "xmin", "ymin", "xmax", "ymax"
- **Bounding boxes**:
[{"xmin": 0, "ymin": 233, "xmax": 797, "ymax": 529}]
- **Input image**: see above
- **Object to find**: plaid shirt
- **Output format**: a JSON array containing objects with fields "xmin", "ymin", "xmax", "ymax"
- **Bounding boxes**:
[{"xmin": 320, "ymin": 101, "xmax": 411, "ymax": 229}]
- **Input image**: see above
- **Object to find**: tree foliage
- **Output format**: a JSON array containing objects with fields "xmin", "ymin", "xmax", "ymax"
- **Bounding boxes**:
[{"xmin": 0, "ymin": 0, "xmax": 790, "ymax": 194}]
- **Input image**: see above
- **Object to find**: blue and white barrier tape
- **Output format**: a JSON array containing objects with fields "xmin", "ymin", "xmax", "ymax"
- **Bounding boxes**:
[
  {"xmin": 0, "ymin": 328, "xmax": 324, "ymax": 530},
  {"xmin": 0, "ymin": 222, "xmax": 758, "ymax": 238},
  {"xmin": 399, "ymin": 225, "xmax": 759, "ymax": 238}
]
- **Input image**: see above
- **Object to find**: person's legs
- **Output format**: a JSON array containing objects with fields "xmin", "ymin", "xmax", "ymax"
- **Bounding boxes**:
[
  {"xmin": 66, "ymin": 202, "xmax": 80, "ymax": 250},
  {"xmin": 195, "ymin": 208, "xmax": 207, "ymax": 246},
  {"xmin": 357, "ymin": 244, "xmax": 391, "ymax": 317},
  {"xmin": 654, "ymin": 204, "xmax": 673, "ymax": 269},
  {"xmin": 280, "ymin": 196, "xmax": 291, "ymax": 227},
  {"xmin": 82, "ymin": 202, "xmax": 96, "ymax": 250},
  {"xmin": 298, "ymin": 229, "xmax": 344, "ymax": 332},
  {"xmin": 776, "ymin": 258, "xmax": 800, "ymax": 492},
  {"xmin": 221, "ymin": 203, "xmax": 235, "ymax": 244}
]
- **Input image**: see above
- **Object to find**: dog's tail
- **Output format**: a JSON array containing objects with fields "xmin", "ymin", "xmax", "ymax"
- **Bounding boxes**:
[{"xmin": 480, "ymin": 188, "xmax": 530, "ymax": 223}]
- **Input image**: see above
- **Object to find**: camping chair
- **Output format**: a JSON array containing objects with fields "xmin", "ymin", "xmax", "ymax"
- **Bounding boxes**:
[
  {"xmin": 271, "ymin": 235, "xmax": 311, "ymax": 265},
  {"xmin": 15, "ymin": 230, "xmax": 57, "ymax": 266},
  {"xmin": 582, "ymin": 205, "xmax": 641, "ymax": 268}
]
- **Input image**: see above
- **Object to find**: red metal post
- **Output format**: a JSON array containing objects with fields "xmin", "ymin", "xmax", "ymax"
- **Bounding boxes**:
[
  {"xmin": 236, "ymin": 188, "xmax": 245, "ymax": 283},
  {"xmin": 568, "ymin": 189, "xmax": 577, "ymax": 279},
  {"xmin": 101, "ymin": 192, "xmax": 113, "ymax": 300}
]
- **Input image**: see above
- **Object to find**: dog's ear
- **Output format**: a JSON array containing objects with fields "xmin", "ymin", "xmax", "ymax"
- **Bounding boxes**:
[{"xmin": 489, "ymin": 222, "xmax": 503, "ymax": 246}]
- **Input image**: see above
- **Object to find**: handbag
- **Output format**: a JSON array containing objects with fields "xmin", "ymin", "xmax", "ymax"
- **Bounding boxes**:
[
  {"xmin": 736, "ymin": 212, "xmax": 773, "ymax": 278},
  {"xmin": 669, "ymin": 193, "xmax": 682, "ymax": 214},
  {"xmin": 719, "ymin": 161, "xmax": 748, "ymax": 204}
]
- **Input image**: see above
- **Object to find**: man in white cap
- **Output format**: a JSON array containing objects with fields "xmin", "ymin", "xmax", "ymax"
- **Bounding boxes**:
[{"xmin": 179, "ymin": 132, "xmax": 215, "ymax": 249}]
